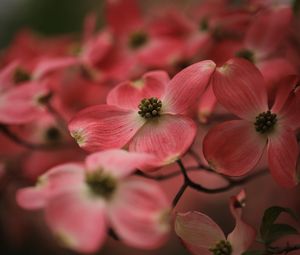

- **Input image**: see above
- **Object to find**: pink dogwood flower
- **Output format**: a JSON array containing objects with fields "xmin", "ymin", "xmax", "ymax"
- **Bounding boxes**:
[
  {"xmin": 175, "ymin": 190, "xmax": 256, "ymax": 255},
  {"xmin": 203, "ymin": 58, "xmax": 300, "ymax": 188},
  {"xmin": 17, "ymin": 149, "xmax": 170, "ymax": 253},
  {"xmin": 69, "ymin": 61, "xmax": 216, "ymax": 167}
]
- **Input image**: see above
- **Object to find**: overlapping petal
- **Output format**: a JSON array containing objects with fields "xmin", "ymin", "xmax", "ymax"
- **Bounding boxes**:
[
  {"xmin": 128, "ymin": 114, "xmax": 196, "ymax": 166},
  {"xmin": 175, "ymin": 211, "xmax": 225, "ymax": 251},
  {"xmin": 85, "ymin": 149, "xmax": 157, "ymax": 178},
  {"xmin": 0, "ymin": 81, "xmax": 49, "ymax": 124},
  {"xmin": 109, "ymin": 177, "xmax": 170, "ymax": 249},
  {"xmin": 68, "ymin": 104, "xmax": 145, "ymax": 151},
  {"xmin": 203, "ymin": 120, "xmax": 266, "ymax": 176},
  {"xmin": 46, "ymin": 191, "xmax": 107, "ymax": 253},
  {"xmin": 212, "ymin": 58, "xmax": 268, "ymax": 120},
  {"xmin": 107, "ymin": 71, "xmax": 169, "ymax": 110},
  {"xmin": 162, "ymin": 60, "xmax": 216, "ymax": 114},
  {"xmin": 268, "ymin": 127, "xmax": 299, "ymax": 188}
]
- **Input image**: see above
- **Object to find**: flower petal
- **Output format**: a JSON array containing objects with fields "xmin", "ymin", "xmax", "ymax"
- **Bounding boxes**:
[
  {"xmin": 16, "ymin": 187, "xmax": 47, "ymax": 210},
  {"xmin": 0, "ymin": 81, "xmax": 49, "ymax": 124},
  {"xmin": 175, "ymin": 211, "xmax": 225, "ymax": 250},
  {"xmin": 271, "ymin": 75, "xmax": 298, "ymax": 113},
  {"xmin": 162, "ymin": 60, "xmax": 216, "ymax": 114},
  {"xmin": 277, "ymin": 88, "xmax": 300, "ymax": 131},
  {"xmin": 68, "ymin": 104, "xmax": 145, "ymax": 152},
  {"xmin": 212, "ymin": 58, "xmax": 268, "ymax": 120},
  {"xmin": 85, "ymin": 149, "xmax": 157, "ymax": 178},
  {"xmin": 203, "ymin": 120, "xmax": 266, "ymax": 176},
  {"xmin": 268, "ymin": 128, "xmax": 299, "ymax": 188},
  {"xmin": 109, "ymin": 177, "xmax": 170, "ymax": 249},
  {"xmin": 128, "ymin": 114, "xmax": 196, "ymax": 166},
  {"xmin": 16, "ymin": 163, "xmax": 85, "ymax": 210},
  {"xmin": 198, "ymin": 85, "xmax": 217, "ymax": 124},
  {"xmin": 33, "ymin": 57, "xmax": 78, "ymax": 79},
  {"xmin": 107, "ymin": 70, "xmax": 169, "ymax": 110},
  {"xmin": 227, "ymin": 190, "xmax": 256, "ymax": 255},
  {"xmin": 46, "ymin": 191, "xmax": 107, "ymax": 253},
  {"xmin": 245, "ymin": 6, "xmax": 292, "ymax": 59}
]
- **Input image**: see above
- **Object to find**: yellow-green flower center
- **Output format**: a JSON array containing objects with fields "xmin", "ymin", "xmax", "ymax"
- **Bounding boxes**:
[
  {"xmin": 138, "ymin": 97, "xmax": 162, "ymax": 119},
  {"xmin": 254, "ymin": 110, "xmax": 277, "ymax": 134},
  {"xmin": 85, "ymin": 170, "xmax": 117, "ymax": 199},
  {"xmin": 209, "ymin": 240, "xmax": 232, "ymax": 255}
]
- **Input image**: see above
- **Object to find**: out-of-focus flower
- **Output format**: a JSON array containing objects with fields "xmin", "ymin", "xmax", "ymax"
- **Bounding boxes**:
[
  {"xmin": 17, "ymin": 149, "xmax": 170, "ymax": 253},
  {"xmin": 203, "ymin": 58, "xmax": 300, "ymax": 188},
  {"xmin": 69, "ymin": 61, "xmax": 216, "ymax": 167},
  {"xmin": 175, "ymin": 190, "xmax": 256, "ymax": 255}
]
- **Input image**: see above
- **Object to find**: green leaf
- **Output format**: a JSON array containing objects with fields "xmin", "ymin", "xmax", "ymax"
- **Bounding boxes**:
[
  {"xmin": 260, "ymin": 206, "xmax": 299, "ymax": 238},
  {"xmin": 263, "ymin": 223, "xmax": 299, "ymax": 245},
  {"xmin": 242, "ymin": 250, "xmax": 266, "ymax": 255}
]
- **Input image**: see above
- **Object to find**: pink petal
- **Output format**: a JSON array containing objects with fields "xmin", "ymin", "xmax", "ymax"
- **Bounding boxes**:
[
  {"xmin": 81, "ymin": 31, "xmax": 113, "ymax": 66},
  {"xmin": 245, "ymin": 6, "xmax": 292, "ymax": 59},
  {"xmin": 68, "ymin": 104, "xmax": 145, "ymax": 152},
  {"xmin": 267, "ymin": 128, "xmax": 299, "ymax": 188},
  {"xmin": 162, "ymin": 60, "xmax": 216, "ymax": 114},
  {"xmin": 85, "ymin": 149, "xmax": 157, "ymax": 178},
  {"xmin": 16, "ymin": 187, "xmax": 47, "ymax": 210},
  {"xmin": 46, "ymin": 191, "xmax": 107, "ymax": 253},
  {"xmin": 128, "ymin": 114, "xmax": 196, "ymax": 166},
  {"xmin": 109, "ymin": 177, "xmax": 170, "ymax": 249},
  {"xmin": 227, "ymin": 190, "xmax": 256, "ymax": 255},
  {"xmin": 33, "ymin": 57, "xmax": 78, "ymax": 79},
  {"xmin": 175, "ymin": 211, "xmax": 225, "ymax": 250},
  {"xmin": 203, "ymin": 120, "xmax": 266, "ymax": 176},
  {"xmin": 271, "ymin": 75, "xmax": 298, "ymax": 113},
  {"xmin": 277, "ymin": 88, "xmax": 300, "ymax": 131},
  {"xmin": 106, "ymin": 0, "xmax": 141, "ymax": 35},
  {"xmin": 0, "ymin": 61, "xmax": 19, "ymax": 92},
  {"xmin": 212, "ymin": 58, "xmax": 268, "ymax": 120},
  {"xmin": 107, "ymin": 70, "xmax": 169, "ymax": 110},
  {"xmin": 0, "ymin": 81, "xmax": 49, "ymax": 124},
  {"xmin": 258, "ymin": 58, "xmax": 296, "ymax": 101},
  {"xmin": 17, "ymin": 163, "xmax": 85, "ymax": 210},
  {"xmin": 198, "ymin": 85, "xmax": 217, "ymax": 124},
  {"xmin": 137, "ymin": 38, "xmax": 182, "ymax": 68}
]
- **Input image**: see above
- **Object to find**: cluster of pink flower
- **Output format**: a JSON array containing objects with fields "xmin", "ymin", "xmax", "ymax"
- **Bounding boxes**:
[{"xmin": 0, "ymin": 0, "xmax": 300, "ymax": 254}]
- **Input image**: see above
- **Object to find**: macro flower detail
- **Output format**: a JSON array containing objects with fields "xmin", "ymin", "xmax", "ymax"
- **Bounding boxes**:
[
  {"xmin": 17, "ymin": 149, "xmax": 170, "ymax": 253},
  {"xmin": 175, "ymin": 190, "xmax": 256, "ymax": 255},
  {"xmin": 69, "ymin": 62, "xmax": 216, "ymax": 166},
  {"xmin": 138, "ymin": 97, "xmax": 162, "ymax": 119},
  {"xmin": 203, "ymin": 58, "xmax": 300, "ymax": 187},
  {"xmin": 254, "ymin": 110, "xmax": 277, "ymax": 134}
]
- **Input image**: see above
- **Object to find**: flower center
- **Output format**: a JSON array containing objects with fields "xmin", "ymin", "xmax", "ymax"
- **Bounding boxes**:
[
  {"xmin": 209, "ymin": 240, "xmax": 232, "ymax": 255},
  {"xmin": 138, "ymin": 97, "xmax": 162, "ymax": 119},
  {"xmin": 129, "ymin": 31, "xmax": 148, "ymax": 49},
  {"xmin": 13, "ymin": 67, "xmax": 31, "ymax": 84},
  {"xmin": 85, "ymin": 170, "xmax": 117, "ymax": 199},
  {"xmin": 235, "ymin": 49, "xmax": 254, "ymax": 63},
  {"xmin": 45, "ymin": 126, "xmax": 61, "ymax": 142},
  {"xmin": 254, "ymin": 110, "xmax": 277, "ymax": 134}
]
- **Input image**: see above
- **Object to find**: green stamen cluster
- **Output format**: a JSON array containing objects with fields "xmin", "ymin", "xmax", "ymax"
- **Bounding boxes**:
[
  {"xmin": 138, "ymin": 97, "xmax": 162, "ymax": 119},
  {"xmin": 209, "ymin": 240, "xmax": 232, "ymax": 255},
  {"xmin": 254, "ymin": 110, "xmax": 277, "ymax": 134},
  {"xmin": 86, "ymin": 171, "xmax": 117, "ymax": 199},
  {"xmin": 129, "ymin": 31, "xmax": 148, "ymax": 49}
]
